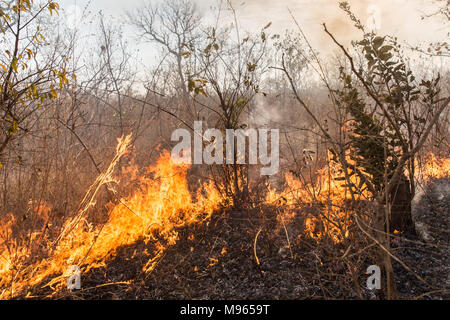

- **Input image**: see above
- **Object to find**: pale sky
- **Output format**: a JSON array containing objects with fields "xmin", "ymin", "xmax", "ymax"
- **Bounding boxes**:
[
  {"xmin": 59, "ymin": 0, "xmax": 448, "ymax": 41},
  {"xmin": 57, "ymin": 0, "xmax": 448, "ymax": 71}
]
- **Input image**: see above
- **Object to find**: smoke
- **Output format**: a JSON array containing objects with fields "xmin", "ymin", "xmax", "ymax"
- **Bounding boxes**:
[
  {"xmin": 250, "ymin": 95, "xmax": 282, "ymax": 128},
  {"xmin": 58, "ymin": 0, "xmax": 448, "ymax": 66},
  {"xmin": 207, "ymin": 0, "xmax": 447, "ymax": 55}
]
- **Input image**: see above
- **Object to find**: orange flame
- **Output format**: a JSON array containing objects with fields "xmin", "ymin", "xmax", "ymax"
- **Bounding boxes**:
[
  {"xmin": 418, "ymin": 152, "xmax": 450, "ymax": 181},
  {"xmin": 266, "ymin": 152, "xmax": 449, "ymax": 244},
  {"xmin": 0, "ymin": 137, "xmax": 222, "ymax": 299},
  {"xmin": 0, "ymin": 133, "xmax": 447, "ymax": 299}
]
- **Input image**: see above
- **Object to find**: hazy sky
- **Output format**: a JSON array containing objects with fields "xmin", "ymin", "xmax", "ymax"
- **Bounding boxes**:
[{"xmin": 58, "ymin": 0, "xmax": 448, "ymax": 69}]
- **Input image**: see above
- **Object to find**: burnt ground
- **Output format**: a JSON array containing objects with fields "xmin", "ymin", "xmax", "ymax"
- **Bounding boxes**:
[
  {"xmin": 22, "ymin": 194, "xmax": 449, "ymax": 300},
  {"xmin": 392, "ymin": 178, "xmax": 450, "ymax": 300}
]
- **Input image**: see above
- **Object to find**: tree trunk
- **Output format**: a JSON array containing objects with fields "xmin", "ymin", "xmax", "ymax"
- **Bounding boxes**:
[
  {"xmin": 389, "ymin": 177, "xmax": 416, "ymax": 234},
  {"xmin": 375, "ymin": 199, "xmax": 398, "ymax": 300}
]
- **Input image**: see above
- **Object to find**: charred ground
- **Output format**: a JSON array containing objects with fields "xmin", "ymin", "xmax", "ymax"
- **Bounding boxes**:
[{"xmin": 22, "ymin": 186, "xmax": 449, "ymax": 300}]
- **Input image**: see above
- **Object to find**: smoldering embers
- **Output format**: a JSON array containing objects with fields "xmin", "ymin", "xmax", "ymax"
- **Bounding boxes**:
[{"xmin": 171, "ymin": 121, "xmax": 279, "ymax": 176}]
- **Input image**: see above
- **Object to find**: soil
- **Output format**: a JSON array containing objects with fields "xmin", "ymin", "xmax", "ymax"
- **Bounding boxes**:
[{"xmin": 22, "ymin": 188, "xmax": 449, "ymax": 300}]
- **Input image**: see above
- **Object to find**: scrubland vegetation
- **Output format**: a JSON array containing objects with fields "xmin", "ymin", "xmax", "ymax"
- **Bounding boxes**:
[{"xmin": 0, "ymin": 0, "xmax": 449, "ymax": 299}]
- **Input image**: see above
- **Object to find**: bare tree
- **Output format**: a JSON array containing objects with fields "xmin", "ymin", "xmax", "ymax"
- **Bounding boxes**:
[{"xmin": 127, "ymin": 0, "xmax": 202, "ymax": 98}]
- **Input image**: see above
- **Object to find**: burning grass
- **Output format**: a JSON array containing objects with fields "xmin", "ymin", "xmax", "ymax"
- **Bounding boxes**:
[
  {"xmin": 0, "ymin": 136, "xmax": 222, "ymax": 299},
  {"xmin": 265, "ymin": 157, "xmax": 365, "ymax": 244},
  {"xmin": 0, "ymin": 132, "xmax": 448, "ymax": 299},
  {"xmin": 266, "ymin": 151, "xmax": 450, "ymax": 244}
]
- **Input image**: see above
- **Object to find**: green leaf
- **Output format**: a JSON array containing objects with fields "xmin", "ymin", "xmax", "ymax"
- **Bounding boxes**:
[
  {"xmin": 11, "ymin": 57, "xmax": 18, "ymax": 72},
  {"xmin": 380, "ymin": 45, "xmax": 393, "ymax": 53},
  {"xmin": 373, "ymin": 36, "xmax": 384, "ymax": 49}
]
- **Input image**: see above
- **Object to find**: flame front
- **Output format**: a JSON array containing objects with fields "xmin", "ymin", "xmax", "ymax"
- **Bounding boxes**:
[
  {"xmin": 0, "ymin": 134, "xmax": 448, "ymax": 299},
  {"xmin": 266, "ymin": 152, "xmax": 449, "ymax": 244},
  {"xmin": 266, "ymin": 158, "xmax": 360, "ymax": 244},
  {"xmin": 0, "ymin": 141, "xmax": 222, "ymax": 299}
]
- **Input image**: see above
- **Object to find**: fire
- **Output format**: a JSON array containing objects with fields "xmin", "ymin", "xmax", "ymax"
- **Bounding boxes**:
[
  {"xmin": 267, "ymin": 152, "xmax": 449, "ymax": 244},
  {"xmin": 0, "ymin": 131, "xmax": 447, "ymax": 299},
  {"xmin": 0, "ymin": 136, "xmax": 222, "ymax": 299},
  {"xmin": 266, "ymin": 157, "xmax": 363, "ymax": 244},
  {"xmin": 418, "ymin": 152, "xmax": 450, "ymax": 181}
]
